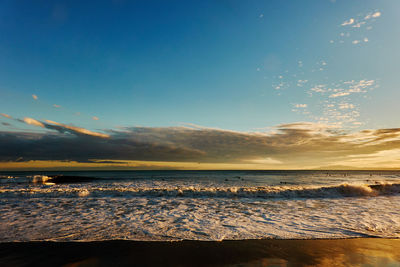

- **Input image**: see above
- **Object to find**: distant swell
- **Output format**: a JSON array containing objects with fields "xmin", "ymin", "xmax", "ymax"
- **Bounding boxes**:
[{"xmin": 1, "ymin": 183, "xmax": 400, "ymax": 199}]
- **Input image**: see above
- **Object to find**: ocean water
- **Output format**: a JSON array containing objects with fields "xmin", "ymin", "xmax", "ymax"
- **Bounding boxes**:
[{"xmin": 0, "ymin": 170, "xmax": 399, "ymax": 242}]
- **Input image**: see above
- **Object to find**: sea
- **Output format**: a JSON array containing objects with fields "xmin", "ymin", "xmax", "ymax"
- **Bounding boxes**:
[{"xmin": 0, "ymin": 170, "xmax": 399, "ymax": 242}]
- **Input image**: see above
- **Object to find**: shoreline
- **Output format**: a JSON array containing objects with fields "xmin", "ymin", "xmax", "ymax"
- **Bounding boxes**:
[{"xmin": 1, "ymin": 238, "xmax": 400, "ymax": 266}]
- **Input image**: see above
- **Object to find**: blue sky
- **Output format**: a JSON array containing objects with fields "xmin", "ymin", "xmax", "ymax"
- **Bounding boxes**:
[{"xmin": 1, "ymin": 0, "xmax": 400, "ymax": 169}]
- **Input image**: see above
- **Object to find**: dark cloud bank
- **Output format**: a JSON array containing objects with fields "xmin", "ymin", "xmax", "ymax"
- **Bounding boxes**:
[{"xmin": 1, "ymin": 120, "xmax": 400, "ymax": 167}]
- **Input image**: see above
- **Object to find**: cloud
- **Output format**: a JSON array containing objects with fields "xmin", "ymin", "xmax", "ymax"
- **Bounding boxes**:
[
  {"xmin": 266, "ymin": 40, "xmax": 375, "ymax": 129},
  {"xmin": 329, "ymin": 92, "xmax": 350, "ymax": 98},
  {"xmin": 53, "ymin": 104, "xmax": 61, "ymax": 108},
  {"xmin": 305, "ymin": 80, "xmax": 377, "ymax": 127},
  {"xmin": 347, "ymin": 80, "xmax": 374, "ymax": 93},
  {"xmin": 44, "ymin": 120, "xmax": 109, "ymax": 138},
  {"xmin": 0, "ymin": 123, "xmax": 400, "ymax": 169},
  {"xmin": 365, "ymin": 11, "xmax": 381, "ymax": 20},
  {"xmin": 352, "ymin": 22, "xmax": 365, "ymax": 28},
  {"xmin": 92, "ymin": 116, "xmax": 99, "ymax": 121},
  {"xmin": 0, "ymin": 113, "xmax": 11, "ymax": 119},
  {"xmin": 341, "ymin": 18, "xmax": 354, "ymax": 26},
  {"xmin": 0, "ymin": 128, "xmax": 205, "ymax": 163},
  {"xmin": 336, "ymin": 10, "xmax": 381, "ymax": 45},
  {"xmin": 297, "ymin": 80, "xmax": 308, "ymax": 87},
  {"xmin": 338, "ymin": 103, "xmax": 355, "ymax": 109},
  {"xmin": 1, "ymin": 114, "xmax": 110, "ymax": 138},
  {"xmin": 247, "ymin": 157, "xmax": 282, "ymax": 165},
  {"xmin": 32, "ymin": 94, "xmax": 38, "ymax": 100},
  {"xmin": 294, "ymin": 104, "xmax": 307, "ymax": 108},
  {"xmin": 23, "ymin": 118, "xmax": 45, "ymax": 128},
  {"xmin": 310, "ymin": 85, "xmax": 327, "ymax": 93},
  {"xmin": 372, "ymin": 11, "xmax": 381, "ymax": 18},
  {"xmin": 329, "ymin": 148, "xmax": 400, "ymax": 169},
  {"xmin": 275, "ymin": 122, "xmax": 339, "ymax": 133}
]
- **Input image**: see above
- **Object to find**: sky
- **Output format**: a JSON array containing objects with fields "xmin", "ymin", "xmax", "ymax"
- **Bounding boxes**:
[{"xmin": 1, "ymin": 0, "xmax": 400, "ymax": 170}]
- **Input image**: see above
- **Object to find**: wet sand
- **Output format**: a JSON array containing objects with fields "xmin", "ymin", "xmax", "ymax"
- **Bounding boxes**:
[{"xmin": 1, "ymin": 238, "xmax": 399, "ymax": 266}]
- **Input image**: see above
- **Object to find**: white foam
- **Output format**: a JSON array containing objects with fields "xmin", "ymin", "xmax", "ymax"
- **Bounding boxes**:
[
  {"xmin": 32, "ymin": 175, "xmax": 52, "ymax": 183},
  {"xmin": 1, "ymin": 173, "xmax": 400, "ymax": 242},
  {"xmin": 1, "ymin": 182, "xmax": 399, "ymax": 199},
  {"xmin": 0, "ymin": 193, "xmax": 399, "ymax": 241}
]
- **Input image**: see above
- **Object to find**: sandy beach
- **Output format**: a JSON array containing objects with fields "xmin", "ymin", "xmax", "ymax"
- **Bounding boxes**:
[{"xmin": 1, "ymin": 238, "xmax": 399, "ymax": 266}]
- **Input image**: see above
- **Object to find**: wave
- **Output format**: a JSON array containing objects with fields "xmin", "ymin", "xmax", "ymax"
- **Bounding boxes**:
[
  {"xmin": 1, "ymin": 174, "xmax": 101, "ymax": 184},
  {"xmin": 33, "ymin": 175, "xmax": 100, "ymax": 184},
  {"xmin": 1, "ymin": 183, "xmax": 400, "ymax": 199}
]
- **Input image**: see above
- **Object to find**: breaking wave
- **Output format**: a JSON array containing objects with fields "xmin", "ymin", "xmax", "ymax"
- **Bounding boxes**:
[{"xmin": 1, "ymin": 183, "xmax": 400, "ymax": 199}]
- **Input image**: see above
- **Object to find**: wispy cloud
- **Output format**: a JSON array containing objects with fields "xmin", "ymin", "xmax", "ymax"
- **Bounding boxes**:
[
  {"xmin": 329, "ymin": 92, "xmax": 350, "ymax": 98},
  {"xmin": 352, "ymin": 21, "xmax": 365, "ymax": 28},
  {"xmin": 341, "ymin": 11, "xmax": 381, "ymax": 28},
  {"xmin": 306, "ymin": 79, "xmax": 377, "ymax": 126},
  {"xmin": 334, "ymin": 10, "xmax": 381, "ymax": 45},
  {"xmin": 276, "ymin": 122, "xmax": 340, "ymax": 132},
  {"xmin": 341, "ymin": 18, "xmax": 354, "ymax": 26},
  {"xmin": 338, "ymin": 103, "xmax": 355, "ymax": 109},
  {"xmin": 92, "ymin": 116, "xmax": 99, "ymax": 121},
  {"xmin": 32, "ymin": 94, "xmax": 38, "ymax": 100},
  {"xmin": 364, "ymin": 11, "xmax": 381, "ymax": 20},
  {"xmin": 310, "ymin": 85, "xmax": 327, "ymax": 93},
  {"xmin": 264, "ymin": 53, "xmax": 376, "ymax": 129},
  {"xmin": 297, "ymin": 80, "xmax": 308, "ymax": 87},
  {"xmin": 1, "ymin": 114, "xmax": 109, "ymax": 138},
  {"xmin": 23, "ymin": 117, "xmax": 45, "ymax": 128},
  {"xmin": 0, "ymin": 113, "xmax": 11, "ymax": 119},
  {"xmin": 293, "ymin": 104, "xmax": 307, "ymax": 108},
  {"xmin": 44, "ymin": 120, "xmax": 109, "ymax": 138}
]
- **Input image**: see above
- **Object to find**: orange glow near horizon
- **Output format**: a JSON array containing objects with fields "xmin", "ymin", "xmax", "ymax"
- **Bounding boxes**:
[{"xmin": 1, "ymin": 159, "xmax": 399, "ymax": 171}]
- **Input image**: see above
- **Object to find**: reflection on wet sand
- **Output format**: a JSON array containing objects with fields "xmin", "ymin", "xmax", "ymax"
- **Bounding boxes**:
[{"xmin": 1, "ymin": 238, "xmax": 399, "ymax": 266}]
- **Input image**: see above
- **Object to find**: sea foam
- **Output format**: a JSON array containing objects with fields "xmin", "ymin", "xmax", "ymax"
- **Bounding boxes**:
[
  {"xmin": 1, "ymin": 171, "xmax": 400, "ymax": 242},
  {"xmin": 1, "ymin": 182, "xmax": 399, "ymax": 199}
]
